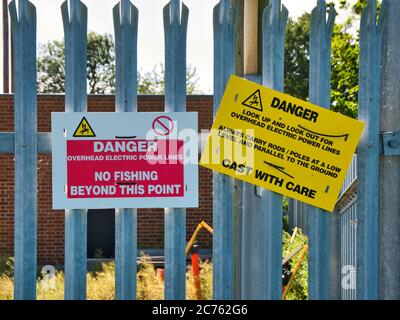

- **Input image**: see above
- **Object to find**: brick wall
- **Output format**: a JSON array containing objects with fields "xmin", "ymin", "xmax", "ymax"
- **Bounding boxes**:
[{"xmin": 0, "ymin": 94, "xmax": 214, "ymax": 265}]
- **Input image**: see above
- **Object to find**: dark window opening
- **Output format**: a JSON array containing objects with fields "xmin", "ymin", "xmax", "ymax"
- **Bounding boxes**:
[{"xmin": 87, "ymin": 209, "xmax": 115, "ymax": 259}]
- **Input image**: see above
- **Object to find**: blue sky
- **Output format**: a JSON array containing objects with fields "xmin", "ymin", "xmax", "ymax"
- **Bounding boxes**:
[{"xmin": 1, "ymin": 0, "xmax": 350, "ymax": 93}]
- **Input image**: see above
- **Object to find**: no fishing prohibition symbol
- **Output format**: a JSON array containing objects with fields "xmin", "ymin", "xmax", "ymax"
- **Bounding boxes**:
[
  {"xmin": 200, "ymin": 75, "xmax": 365, "ymax": 212},
  {"xmin": 152, "ymin": 115, "xmax": 174, "ymax": 136}
]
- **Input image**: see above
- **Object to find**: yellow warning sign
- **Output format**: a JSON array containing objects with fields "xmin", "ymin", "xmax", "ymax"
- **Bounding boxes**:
[
  {"xmin": 200, "ymin": 75, "xmax": 365, "ymax": 212},
  {"xmin": 73, "ymin": 117, "xmax": 96, "ymax": 137}
]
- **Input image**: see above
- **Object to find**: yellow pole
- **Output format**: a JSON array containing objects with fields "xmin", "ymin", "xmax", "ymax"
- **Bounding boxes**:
[
  {"xmin": 282, "ymin": 244, "xmax": 309, "ymax": 300},
  {"xmin": 200, "ymin": 221, "xmax": 213, "ymax": 234},
  {"xmin": 290, "ymin": 227, "xmax": 298, "ymax": 244},
  {"xmin": 186, "ymin": 221, "xmax": 214, "ymax": 256}
]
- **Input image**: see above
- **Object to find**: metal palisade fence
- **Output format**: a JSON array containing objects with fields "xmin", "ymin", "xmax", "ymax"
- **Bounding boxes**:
[{"xmin": 1, "ymin": 0, "xmax": 399, "ymax": 300}]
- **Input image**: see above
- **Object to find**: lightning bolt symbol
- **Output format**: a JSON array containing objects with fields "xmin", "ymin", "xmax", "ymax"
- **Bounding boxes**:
[{"xmin": 80, "ymin": 123, "xmax": 89, "ymax": 134}]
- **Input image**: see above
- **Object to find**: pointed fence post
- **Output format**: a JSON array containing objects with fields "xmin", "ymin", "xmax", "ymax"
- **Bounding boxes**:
[
  {"xmin": 239, "ymin": 0, "xmax": 271, "ymax": 300},
  {"xmin": 259, "ymin": 0, "xmax": 288, "ymax": 300},
  {"xmin": 357, "ymin": 0, "xmax": 383, "ymax": 300},
  {"xmin": 9, "ymin": 0, "xmax": 37, "ymax": 300},
  {"xmin": 163, "ymin": 0, "xmax": 189, "ymax": 300},
  {"xmin": 379, "ymin": 0, "xmax": 400, "ymax": 300},
  {"xmin": 61, "ymin": 0, "xmax": 88, "ymax": 300},
  {"xmin": 212, "ymin": 0, "xmax": 237, "ymax": 300},
  {"xmin": 113, "ymin": 0, "xmax": 139, "ymax": 300},
  {"xmin": 307, "ymin": 0, "xmax": 335, "ymax": 300}
]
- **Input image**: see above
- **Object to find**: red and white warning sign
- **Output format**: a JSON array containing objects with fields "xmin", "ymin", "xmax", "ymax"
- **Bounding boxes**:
[{"xmin": 52, "ymin": 112, "xmax": 198, "ymax": 209}]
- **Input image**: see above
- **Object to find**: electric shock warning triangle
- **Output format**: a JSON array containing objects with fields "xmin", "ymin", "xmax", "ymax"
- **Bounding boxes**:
[
  {"xmin": 242, "ymin": 89, "xmax": 263, "ymax": 112},
  {"xmin": 73, "ymin": 117, "xmax": 96, "ymax": 137}
]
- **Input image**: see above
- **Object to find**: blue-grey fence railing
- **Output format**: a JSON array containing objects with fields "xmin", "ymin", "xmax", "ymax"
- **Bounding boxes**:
[
  {"xmin": 357, "ymin": 0, "xmax": 382, "ymax": 300},
  {"xmin": 212, "ymin": 0, "xmax": 237, "ymax": 300},
  {"xmin": 163, "ymin": 0, "xmax": 189, "ymax": 300},
  {"xmin": 61, "ymin": 0, "xmax": 88, "ymax": 300},
  {"xmin": 259, "ymin": 0, "xmax": 288, "ymax": 300},
  {"xmin": 9, "ymin": 0, "xmax": 37, "ymax": 300},
  {"xmin": 307, "ymin": 0, "xmax": 336, "ymax": 300},
  {"xmin": 113, "ymin": 0, "xmax": 139, "ymax": 300}
]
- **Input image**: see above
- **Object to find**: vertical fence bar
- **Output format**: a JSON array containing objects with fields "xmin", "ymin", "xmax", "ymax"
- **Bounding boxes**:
[
  {"xmin": 353, "ymin": 204, "xmax": 357, "ymax": 300},
  {"xmin": 61, "ymin": 0, "xmax": 88, "ymax": 300},
  {"xmin": 240, "ymin": 0, "xmax": 270, "ymax": 300},
  {"xmin": 9, "ymin": 0, "xmax": 37, "ymax": 300},
  {"xmin": 260, "ymin": 0, "xmax": 287, "ymax": 300},
  {"xmin": 307, "ymin": 0, "xmax": 335, "ymax": 300},
  {"xmin": 213, "ymin": 0, "xmax": 237, "ymax": 299},
  {"xmin": 163, "ymin": 0, "xmax": 189, "ymax": 300},
  {"xmin": 379, "ymin": 0, "xmax": 400, "ymax": 300},
  {"xmin": 340, "ymin": 214, "xmax": 344, "ymax": 299},
  {"xmin": 113, "ymin": 0, "xmax": 139, "ymax": 300},
  {"xmin": 239, "ymin": 184, "xmax": 261, "ymax": 299},
  {"xmin": 357, "ymin": 0, "xmax": 382, "ymax": 300},
  {"xmin": 329, "ymin": 210, "xmax": 341, "ymax": 300}
]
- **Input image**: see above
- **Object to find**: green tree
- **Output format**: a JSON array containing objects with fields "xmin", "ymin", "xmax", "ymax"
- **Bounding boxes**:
[
  {"xmin": 330, "ymin": 23, "xmax": 359, "ymax": 118},
  {"xmin": 284, "ymin": 2, "xmax": 362, "ymax": 118},
  {"xmin": 37, "ymin": 40, "xmax": 65, "ymax": 93},
  {"xmin": 87, "ymin": 33, "xmax": 115, "ymax": 94},
  {"xmin": 284, "ymin": 13, "xmax": 310, "ymax": 101},
  {"xmin": 138, "ymin": 63, "xmax": 202, "ymax": 95},
  {"xmin": 37, "ymin": 32, "xmax": 115, "ymax": 94},
  {"xmin": 38, "ymin": 32, "xmax": 201, "ymax": 95}
]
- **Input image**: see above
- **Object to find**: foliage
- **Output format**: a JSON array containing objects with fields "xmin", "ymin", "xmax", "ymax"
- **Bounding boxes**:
[
  {"xmin": 0, "ymin": 274, "xmax": 13, "ymax": 299},
  {"xmin": 284, "ymin": 14, "xmax": 310, "ymax": 101},
  {"xmin": 36, "ymin": 272, "xmax": 65, "ymax": 300},
  {"xmin": 186, "ymin": 260, "xmax": 213, "ymax": 300},
  {"xmin": 86, "ymin": 32, "xmax": 115, "ymax": 94},
  {"xmin": 282, "ymin": 213, "xmax": 290, "ymax": 233},
  {"xmin": 282, "ymin": 197, "xmax": 290, "ymax": 233},
  {"xmin": 330, "ymin": 23, "xmax": 359, "ymax": 118},
  {"xmin": 137, "ymin": 63, "xmax": 202, "ymax": 95},
  {"xmin": 282, "ymin": 230, "xmax": 308, "ymax": 300},
  {"xmin": 284, "ymin": 0, "xmax": 370, "ymax": 118},
  {"xmin": 136, "ymin": 255, "xmax": 164, "ymax": 300},
  {"xmin": 0, "ymin": 254, "xmax": 213, "ymax": 300},
  {"xmin": 338, "ymin": 0, "xmax": 370, "ymax": 16},
  {"xmin": 37, "ymin": 40, "xmax": 65, "ymax": 93},
  {"xmin": 38, "ymin": 32, "xmax": 115, "ymax": 94},
  {"xmin": 0, "ymin": 256, "xmax": 14, "ymax": 277},
  {"xmin": 86, "ymin": 262, "xmax": 116, "ymax": 300},
  {"xmin": 37, "ymin": 32, "xmax": 201, "ymax": 95}
]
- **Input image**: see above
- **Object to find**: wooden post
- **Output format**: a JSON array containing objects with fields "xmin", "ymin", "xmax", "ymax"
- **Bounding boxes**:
[{"xmin": 3, "ymin": 0, "xmax": 9, "ymax": 93}]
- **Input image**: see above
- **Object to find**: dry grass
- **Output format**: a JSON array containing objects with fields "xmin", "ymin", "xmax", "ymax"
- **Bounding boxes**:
[
  {"xmin": 0, "ymin": 275, "xmax": 13, "ymax": 299},
  {"xmin": 136, "ymin": 255, "xmax": 164, "ymax": 300},
  {"xmin": 0, "ymin": 255, "xmax": 213, "ymax": 300}
]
